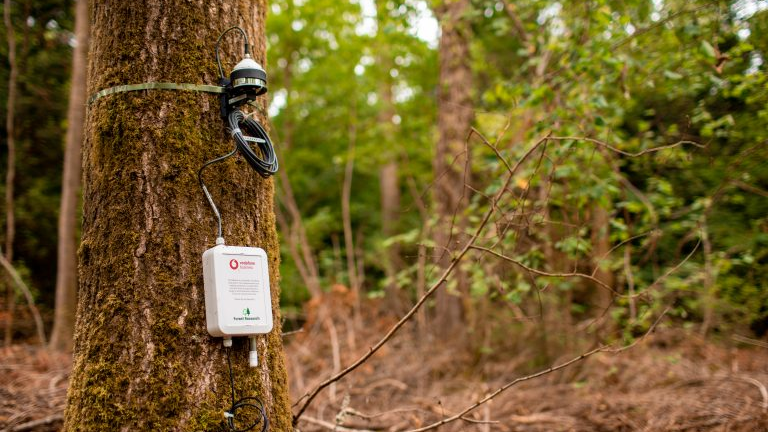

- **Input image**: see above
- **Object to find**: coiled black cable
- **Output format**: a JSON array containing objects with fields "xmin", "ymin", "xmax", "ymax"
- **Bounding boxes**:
[
  {"xmin": 222, "ymin": 347, "xmax": 269, "ymax": 432},
  {"xmin": 227, "ymin": 109, "xmax": 278, "ymax": 178},
  {"xmin": 198, "ymin": 109, "xmax": 278, "ymax": 240}
]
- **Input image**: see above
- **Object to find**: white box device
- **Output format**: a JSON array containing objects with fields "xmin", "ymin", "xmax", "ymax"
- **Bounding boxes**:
[{"xmin": 202, "ymin": 244, "xmax": 273, "ymax": 337}]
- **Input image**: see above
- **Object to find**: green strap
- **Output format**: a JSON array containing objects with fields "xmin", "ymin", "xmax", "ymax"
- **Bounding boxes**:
[{"xmin": 88, "ymin": 82, "xmax": 225, "ymax": 105}]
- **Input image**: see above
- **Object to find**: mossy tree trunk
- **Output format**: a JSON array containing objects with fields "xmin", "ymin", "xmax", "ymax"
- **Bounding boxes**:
[{"xmin": 64, "ymin": 1, "xmax": 292, "ymax": 430}]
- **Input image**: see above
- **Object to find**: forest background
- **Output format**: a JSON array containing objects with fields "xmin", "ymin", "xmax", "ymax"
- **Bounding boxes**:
[{"xmin": 0, "ymin": 0, "xmax": 767, "ymax": 430}]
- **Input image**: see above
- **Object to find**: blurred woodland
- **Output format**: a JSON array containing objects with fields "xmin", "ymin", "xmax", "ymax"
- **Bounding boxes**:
[{"xmin": 1, "ymin": 0, "xmax": 768, "ymax": 431}]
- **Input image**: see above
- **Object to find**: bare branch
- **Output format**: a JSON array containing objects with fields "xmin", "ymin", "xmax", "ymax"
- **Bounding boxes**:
[
  {"xmin": 470, "ymin": 245, "xmax": 621, "ymax": 296},
  {"xmin": 292, "ymin": 132, "xmax": 552, "ymax": 425},
  {"xmin": 281, "ymin": 328, "xmax": 304, "ymax": 338},
  {"xmin": 641, "ymin": 236, "xmax": 701, "ymax": 296},
  {"xmin": 547, "ymin": 136, "xmax": 704, "ymax": 158},
  {"xmin": 403, "ymin": 308, "xmax": 671, "ymax": 432},
  {"xmin": 590, "ymin": 230, "xmax": 654, "ymax": 278},
  {"xmin": 401, "ymin": 345, "xmax": 609, "ymax": 432},
  {"xmin": 732, "ymin": 334, "xmax": 768, "ymax": 349},
  {"xmin": 731, "ymin": 179, "xmax": 768, "ymax": 199},
  {"xmin": 611, "ymin": 5, "xmax": 713, "ymax": 50},
  {"xmin": 10, "ymin": 414, "xmax": 63, "ymax": 432},
  {"xmin": 300, "ymin": 416, "xmax": 379, "ymax": 432}
]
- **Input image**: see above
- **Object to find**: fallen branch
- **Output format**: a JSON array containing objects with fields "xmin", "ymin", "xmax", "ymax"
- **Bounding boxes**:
[
  {"xmin": 732, "ymin": 334, "xmax": 768, "ymax": 349},
  {"xmin": 736, "ymin": 376, "xmax": 768, "ymax": 412},
  {"xmin": 10, "ymin": 414, "xmax": 63, "ymax": 432},
  {"xmin": 402, "ymin": 308, "xmax": 671, "ymax": 432},
  {"xmin": 401, "ymin": 345, "xmax": 609, "ymax": 432},
  {"xmin": 300, "ymin": 416, "xmax": 380, "ymax": 432}
]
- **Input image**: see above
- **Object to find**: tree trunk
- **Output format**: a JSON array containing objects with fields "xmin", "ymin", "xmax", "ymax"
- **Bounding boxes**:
[
  {"xmin": 380, "ymin": 160, "xmax": 400, "ymax": 299},
  {"xmin": 591, "ymin": 204, "xmax": 614, "ymax": 312},
  {"xmin": 275, "ymin": 56, "xmax": 322, "ymax": 298},
  {"xmin": 375, "ymin": 0, "xmax": 404, "ymax": 314},
  {"xmin": 3, "ymin": 0, "xmax": 18, "ymax": 346},
  {"xmin": 50, "ymin": 0, "xmax": 88, "ymax": 353},
  {"xmin": 432, "ymin": 0, "xmax": 473, "ymax": 338},
  {"xmin": 64, "ymin": 1, "xmax": 292, "ymax": 430},
  {"xmin": 341, "ymin": 101, "xmax": 360, "ymax": 318}
]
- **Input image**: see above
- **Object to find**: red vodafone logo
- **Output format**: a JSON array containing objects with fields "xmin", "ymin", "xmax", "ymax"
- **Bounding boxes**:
[{"xmin": 229, "ymin": 259, "xmax": 239, "ymax": 270}]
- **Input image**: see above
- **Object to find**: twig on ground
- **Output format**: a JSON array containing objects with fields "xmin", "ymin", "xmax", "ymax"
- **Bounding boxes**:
[
  {"xmin": 400, "ymin": 345, "xmax": 609, "ymax": 432},
  {"xmin": 736, "ymin": 376, "xmax": 768, "ymax": 412},
  {"xmin": 300, "ymin": 416, "xmax": 380, "ymax": 432},
  {"xmin": 731, "ymin": 334, "xmax": 768, "ymax": 349},
  {"xmin": 9, "ymin": 414, "xmax": 63, "ymax": 432},
  {"xmin": 402, "ymin": 308, "xmax": 670, "ymax": 432},
  {"xmin": 344, "ymin": 406, "xmax": 426, "ymax": 420}
]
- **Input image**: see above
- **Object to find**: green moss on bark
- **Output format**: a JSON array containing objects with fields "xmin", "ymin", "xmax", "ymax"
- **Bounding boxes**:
[{"xmin": 65, "ymin": 1, "xmax": 291, "ymax": 430}]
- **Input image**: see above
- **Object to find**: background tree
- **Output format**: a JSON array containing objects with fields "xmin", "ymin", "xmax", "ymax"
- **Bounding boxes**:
[
  {"xmin": 432, "ymin": 0, "xmax": 474, "ymax": 337},
  {"xmin": 1, "ymin": 0, "xmax": 73, "ymax": 343},
  {"xmin": 64, "ymin": 0, "xmax": 291, "ymax": 429},
  {"xmin": 49, "ymin": 0, "xmax": 87, "ymax": 353},
  {"xmin": 2, "ymin": 0, "xmax": 17, "ymax": 345}
]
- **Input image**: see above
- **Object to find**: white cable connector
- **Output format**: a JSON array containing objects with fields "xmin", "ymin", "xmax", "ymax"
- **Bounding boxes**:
[
  {"xmin": 223, "ymin": 337, "xmax": 233, "ymax": 348},
  {"xmin": 249, "ymin": 336, "xmax": 258, "ymax": 367}
]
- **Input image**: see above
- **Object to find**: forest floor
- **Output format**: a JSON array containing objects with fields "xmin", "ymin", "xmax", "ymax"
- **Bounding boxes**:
[{"xmin": 2, "ymin": 292, "xmax": 768, "ymax": 432}]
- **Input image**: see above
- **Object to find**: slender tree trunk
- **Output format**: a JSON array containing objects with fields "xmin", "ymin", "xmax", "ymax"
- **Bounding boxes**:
[
  {"xmin": 276, "ymin": 172, "xmax": 321, "ymax": 298},
  {"xmin": 375, "ymin": 0, "xmax": 404, "ymax": 314},
  {"xmin": 406, "ymin": 175, "xmax": 430, "ymax": 333},
  {"xmin": 341, "ymin": 101, "xmax": 360, "ymax": 318},
  {"xmin": 591, "ymin": 204, "xmax": 614, "ymax": 310},
  {"xmin": 700, "ymin": 213, "xmax": 716, "ymax": 336},
  {"xmin": 3, "ymin": 0, "xmax": 17, "ymax": 346},
  {"xmin": 432, "ymin": 0, "xmax": 473, "ymax": 338},
  {"xmin": 275, "ymin": 57, "xmax": 322, "ymax": 298},
  {"xmin": 50, "ymin": 0, "xmax": 88, "ymax": 353},
  {"xmin": 380, "ymin": 160, "xmax": 401, "ymax": 302},
  {"xmin": 64, "ymin": 1, "xmax": 292, "ymax": 429}
]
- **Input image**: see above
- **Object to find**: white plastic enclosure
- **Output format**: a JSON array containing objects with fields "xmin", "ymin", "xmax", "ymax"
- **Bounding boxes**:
[{"xmin": 202, "ymin": 245, "xmax": 273, "ymax": 337}]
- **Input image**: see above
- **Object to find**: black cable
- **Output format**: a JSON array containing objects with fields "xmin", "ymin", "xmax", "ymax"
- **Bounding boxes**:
[
  {"xmin": 197, "ymin": 109, "xmax": 277, "ymax": 240},
  {"xmin": 223, "ymin": 347, "xmax": 269, "ymax": 432},
  {"xmin": 216, "ymin": 26, "xmax": 250, "ymax": 79},
  {"xmin": 228, "ymin": 109, "xmax": 278, "ymax": 178},
  {"xmin": 198, "ymin": 146, "xmax": 238, "ymax": 241}
]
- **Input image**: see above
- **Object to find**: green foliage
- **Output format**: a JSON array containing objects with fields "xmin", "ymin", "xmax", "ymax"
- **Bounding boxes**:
[
  {"xmin": 0, "ymin": 0, "xmax": 74, "ymax": 308},
  {"xmin": 2, "ymin": 0, "xmax": 765, "ymax": 340},
  {"xmin": 268, "ymin": 0, "xmax": 436, "ymax": 302}
]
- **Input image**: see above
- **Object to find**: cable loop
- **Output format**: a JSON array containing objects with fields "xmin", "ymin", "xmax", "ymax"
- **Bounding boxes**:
[
  {"xmin": 228, "ymin": 109, "xmax": 278, "ymax": 178},
  {"xmin": 216, "ymin": 27, "xmax": 250, "ymax": 79},
  {"xmin": 222, "ymin": 347, "xmax": 269, "ymax": 432}
]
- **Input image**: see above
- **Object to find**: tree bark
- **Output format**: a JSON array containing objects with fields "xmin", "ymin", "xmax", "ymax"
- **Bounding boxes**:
[
  {"xmin": 50, "ymin": 0, "xmax": 88, "ymax": 353},
  {"xmin": 3, "ymin": 0, "xmax": 18, "ymax": 347},
  {"xmin": 432, "ymin": 0, "xmax": 473, "ymax": 338},
  {"xmin": 591, "ymin": 204, "xmax": 614, "ymax": 312},
  {"xmin": 64, "ymin": 1, "xmax": 292, "ymax": 430}
]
